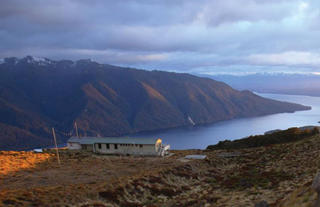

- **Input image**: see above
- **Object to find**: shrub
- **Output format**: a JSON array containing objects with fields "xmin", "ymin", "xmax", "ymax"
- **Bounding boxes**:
[{"xmin": 207, "ymin": 127, "xmax": 319, "ymax": 150}]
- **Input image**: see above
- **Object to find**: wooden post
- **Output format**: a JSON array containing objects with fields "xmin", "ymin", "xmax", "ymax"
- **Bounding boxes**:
[
  {"xmin": 52, "ymin": 127, "xmax": 61, "ymax": 166},
  {"xmin": 74, "ymin": 121, "xmax": 79, "ymax": 138}
]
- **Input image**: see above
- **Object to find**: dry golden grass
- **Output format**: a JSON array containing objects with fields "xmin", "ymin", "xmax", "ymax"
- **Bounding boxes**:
[
  {"xmin": 0, "ymin": 151, "xmax": 53, "ymax": 177},
  {"xmin": 0, "ymin": 149, "xmax": 190, "ymax": 191},
  {"xmin": 0, "ymin": 149, "xmax": 193, "ymax": 207},
  {"xmin": 1, "ymin": 136, "xmax": 320, "ymax": 207},
  {"xmin": 277, "ymin": 181, "xmax": 317, "ymax": 207}
]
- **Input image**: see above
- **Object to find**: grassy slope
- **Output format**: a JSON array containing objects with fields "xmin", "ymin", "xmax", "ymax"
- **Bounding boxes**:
[
  {"xmin": 207, "ymin": 127, "xmax": 320, "ymax": 150},
  {"xmin": 1, "ymin": 133, "xmax": 320, "ymax": 206}
]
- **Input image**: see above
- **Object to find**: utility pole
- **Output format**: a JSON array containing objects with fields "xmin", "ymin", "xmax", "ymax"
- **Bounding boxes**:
[
  {"xmin": 52, "ymin": 127, "xmax": 61, "ymax": 166},
  {"xmin": 74, "ymin": 121, "xmax": 79, "ymax": 138}
]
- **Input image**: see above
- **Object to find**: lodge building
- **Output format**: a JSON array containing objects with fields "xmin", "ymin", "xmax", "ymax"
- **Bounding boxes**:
[{"xmin": 67, "ymin": 136, "xmax": 170, "ymax": 156}]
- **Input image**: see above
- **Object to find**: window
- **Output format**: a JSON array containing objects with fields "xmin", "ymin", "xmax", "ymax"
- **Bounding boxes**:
[
  {"xmin": 114, "ymin": 144, "xmax": 118, "ymax": 149},
  {"xmin": 106, "ymin": 144, "xmax": 110, "ymax": 149},
  {"xmin": 140, "ymin": 144, "xmax": 143, "ymax": 148},
  {"xmin": 98, "ymin": 143, "xmax": 101, "ymax": 149}
]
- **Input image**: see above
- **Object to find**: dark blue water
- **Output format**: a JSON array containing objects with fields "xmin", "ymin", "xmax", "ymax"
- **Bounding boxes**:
[{"xmin": 133, "ymin": 93, "xmax": 320, "ymax": 149}]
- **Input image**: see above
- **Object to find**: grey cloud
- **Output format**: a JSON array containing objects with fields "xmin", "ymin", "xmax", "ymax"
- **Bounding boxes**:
[
  {"xmin": 0, "ymin": 0, "xmax": 319, "ymax": 75},
  {"xmin": 195, "ymin": 0, "xmax": 297, "ymax": 26}
]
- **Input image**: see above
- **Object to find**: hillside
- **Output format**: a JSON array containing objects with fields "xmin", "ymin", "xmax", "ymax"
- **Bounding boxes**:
[
  {"xmin": 207, "ymin": 127, "xmax": 320, "ymax": 150},
  {"xmin": 1, "ymin": 128, "xmax": 320, "ymax": 206},
  {"xmin": 0, "ymin": 56, "xmax": 311, "ymax": 150}
]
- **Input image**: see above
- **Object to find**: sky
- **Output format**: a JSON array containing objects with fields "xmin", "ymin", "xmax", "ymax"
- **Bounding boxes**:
[{"xmin": 1, "ymin": 0, "xmax": 320, "ymax": 75}]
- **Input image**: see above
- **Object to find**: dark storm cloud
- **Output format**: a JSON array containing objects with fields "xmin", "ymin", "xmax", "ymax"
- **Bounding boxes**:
[{"xmin": 0, "ymin": 0, "xmax": 319, "ymax": 74}]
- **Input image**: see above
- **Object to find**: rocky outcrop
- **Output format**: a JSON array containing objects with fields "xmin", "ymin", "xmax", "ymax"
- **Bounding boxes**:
[
  {"xmin": 255, "ymin": 201, "xmax": 269, "ymax": 207},
  {"xmin": 312, "ymin": 172, "xmax": 320, "ymax": 207}
]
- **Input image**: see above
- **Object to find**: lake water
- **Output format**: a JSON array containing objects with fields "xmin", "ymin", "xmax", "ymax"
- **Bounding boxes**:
[{"xmin": 133, "ymin": 93, "xmax": 320, "ymax": 149}]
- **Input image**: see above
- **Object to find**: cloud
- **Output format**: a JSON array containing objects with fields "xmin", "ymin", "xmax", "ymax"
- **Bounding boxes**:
[
  {"xmin": 0, "ymin": 0, "xmax": 320, "ymax": 75},
  {"xmin": 247, "ymin": 51, "xmax": 320, "ymax": 67},
  {"xmin": 193, "ymin": 0, "xmax": 297, "ymax": 26}
]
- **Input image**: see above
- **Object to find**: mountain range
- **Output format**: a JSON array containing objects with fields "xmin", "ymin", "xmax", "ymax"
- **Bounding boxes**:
[
  {"xmin": 204, "ymin": 73, "xmax": 320, "ymax": 97},
  {"xmin": 0, "ymin": 56, "xmax": 311, "ymax": 150}
]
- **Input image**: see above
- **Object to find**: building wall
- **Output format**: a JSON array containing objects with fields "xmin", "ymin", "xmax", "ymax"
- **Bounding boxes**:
[
  {"xmin": 67, "ymin": 142, "xmax": 81, "ymax": 150},
  {"xmin": 81, "ymin": 144, "xmax": 93, "ymax": 152},
  {"xmin": 94, "ymin": 143, "xmax": 158, "ymax": 156}
]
